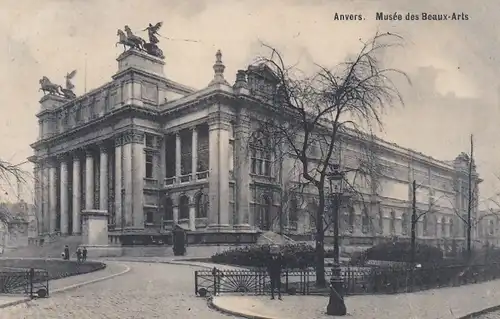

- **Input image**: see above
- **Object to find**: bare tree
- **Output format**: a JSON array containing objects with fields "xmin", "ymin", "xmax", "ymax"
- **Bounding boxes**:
[
  {"xmin": 0, "ymin": 159, "xmax": 29, "ymax": 223},
  {"xmin": 251, "ymin": 32, "xmax": 408, "ymax": 286}
]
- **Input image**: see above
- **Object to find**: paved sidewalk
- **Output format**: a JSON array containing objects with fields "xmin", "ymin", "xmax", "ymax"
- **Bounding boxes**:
[
  {"xmin": 0, "ymin": 261, "xmax": 129, "ymax": 308},
  {"xmin": 211, "ymin": 278, "xmax": 500, "ymax": 319}
]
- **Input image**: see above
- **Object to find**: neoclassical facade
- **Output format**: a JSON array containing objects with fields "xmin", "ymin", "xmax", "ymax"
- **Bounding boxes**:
[{"xmin": 29, "ymin": 47, "xmax": 482, "ymax": 247}]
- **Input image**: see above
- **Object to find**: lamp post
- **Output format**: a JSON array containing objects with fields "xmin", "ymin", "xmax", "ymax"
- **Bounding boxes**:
[{"xmin": 326, "ymin": 164, "xmax": 347, "ymax": 316}]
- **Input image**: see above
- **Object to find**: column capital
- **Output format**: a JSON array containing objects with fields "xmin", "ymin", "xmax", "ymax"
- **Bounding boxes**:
[
  {"xmin": 122, "ymin": 129, "xmax": 145, "ymax": 145},
  {"xmin": 115, "ymin": 135, "xmax": 123, "ymax": 147},
  {"xmin": 208, "ymin": 112, "xmax": 233, "ymax": 128},
  {"xmin": 85, "ymin": 149, "xmax": 94, "ymax": 157},
  {"xmin": 98, "ymin": 143, "xmax": 109, "ymax": 153},
  {"xmin": 56, "ymin": 153, "xmax": 70, "ymax": 162}
]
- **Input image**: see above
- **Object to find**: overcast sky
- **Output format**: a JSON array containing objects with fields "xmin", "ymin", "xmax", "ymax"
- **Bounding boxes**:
[{"xmin": 0, "ymin": 0, "xmax": 498, "ymax": 205}]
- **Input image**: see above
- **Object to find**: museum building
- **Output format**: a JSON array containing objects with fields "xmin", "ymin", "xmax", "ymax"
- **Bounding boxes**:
[{"xmin": 29, "ymin": 46, "xmax": 482, "ymax": 247}]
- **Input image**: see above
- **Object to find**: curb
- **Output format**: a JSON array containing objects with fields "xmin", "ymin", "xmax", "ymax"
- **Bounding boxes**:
[
  {"xmin": 459, "ymin": 304, "xmax": 500, "ymax": 319},
  {"xmin": 209, "ymin": 297, "xmax": 278, "ymax": 319},
  {"xmin": 0, "ymin": 262, "xmax": 131, "ymax": 309}
]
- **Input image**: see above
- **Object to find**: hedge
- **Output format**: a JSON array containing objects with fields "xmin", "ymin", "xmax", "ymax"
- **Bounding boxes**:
[
  {"xmin": 350, "ymin": 241, "xmax": 444, "ymax": 267},
  {"xmin": 211, "ymin": 243, "xmax": 335, "ymax": 269},
  {"xmin": 0, "ymin": 259, "xmax": 106, "ymax": 280}
]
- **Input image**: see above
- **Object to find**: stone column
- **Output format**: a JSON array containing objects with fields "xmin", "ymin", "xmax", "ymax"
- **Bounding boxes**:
[
  {"xmin": 115, "ymin": 138, "xmax": 123, "ymax": 229},
  {"xmin": 173, "ymin": 206, "xmax": 179, "ymax": 224},
  {"xmin": 191, "ymin": 127, "xmax": 198, "ymax": 180},
  {"xmin": 99, "ymin": 146, "xmax": 108, "ymax": 211},
  {"xmin": 85, "ymin": 151, "xmax": 94, "ymax": 210},
  {"xmin": 159, "ymin": 136, "xmax": 166, "ymax": 183},
  {"xmin": 175, "ymin": 131, "xmax": 181, "ymax": 180},
  {"xmin": 60, "ymin": 160, "xmax": 69, "ymax": 235},
  {"xmin": 189, "ymin": 205, "xmax": 196, "ymax": 230},
  {"xmin": 34, "ymin": 163, "xmax": 43, "ymax": 234},
  {"xmin": 72, "ymin": 156, "xmax": 81, "ymax": 234},
  {"xmin": 122, "ymin": 139, "xmax": 133, "ymax": 227},
  {"xmin": 131, "ymin": 133, "xmax": 145, "ymax": 228},
  {"xmin": 207, "ymin": 114, "xmax": 231, "ymax": 229},
  {"xmin": 49, "ymin": 163, "xmax": 57, "ymax": 233},
  {"xmin": 41, "ymin": 164, "xmax": 50, "ymax": 234},
  {"xmin": 234, "ymin": 112, "xmax": 251, "ymax": 228}
]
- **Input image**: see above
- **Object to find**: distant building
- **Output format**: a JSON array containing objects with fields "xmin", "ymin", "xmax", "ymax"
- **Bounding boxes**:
[
  {"xmin": 29, "ymin": 47, "xmax": 481, "ymax": 249},
  {"xmin": 0, "ymin": 201, "xmax": 29, "ymax": 251}
]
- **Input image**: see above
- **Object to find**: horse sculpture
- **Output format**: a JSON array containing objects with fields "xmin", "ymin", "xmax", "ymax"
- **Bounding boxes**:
[
  {"xmin": 116, "ymin": 29, "xmax": 139, "ymax": 52},
  {"xmin": 39, "ymin": 76, "xmax": 62, "ymax": 96},
  {"xmin": 116, "ymin": 25, "xmax": 165, "ymax": 60},
  {"xmin": 124, "ymin": 25, "xmax": 146, "ymax": 50}
]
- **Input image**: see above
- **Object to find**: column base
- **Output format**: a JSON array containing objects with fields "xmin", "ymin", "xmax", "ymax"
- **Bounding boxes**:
[
  {"xmin": 206, "ymin": 224, "xmax": 232, "ymax": 232},
  {"xmin": 233, "ymin": 224, "xmax": 255, "ymax": 232}
]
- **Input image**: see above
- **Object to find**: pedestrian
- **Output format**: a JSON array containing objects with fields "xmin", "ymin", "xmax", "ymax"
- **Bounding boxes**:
[
  {"xmin": 64, "ymin": 245, "xmax": 70, "ymax": 261},
  {"xmin": 82, "ymin": 247, "xmax": 87, "ymax": 262},
  {"xmin": 267, "ymin": 245, "xmax": 284, "ymax": 300},
  {"xmin": 76, "ymin": 248, "xmax": 82, "ymax": 263}
]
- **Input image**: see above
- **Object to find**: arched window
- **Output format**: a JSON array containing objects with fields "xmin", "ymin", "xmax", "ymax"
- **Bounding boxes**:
[
  {"xmin": 378, "ymin": 210, "xmax": 384, "ymax": 234},
  {"xmin": 441, "ymin": 217, "xmax": 446, "ymax": 237},
  {"xmin": 163, "ymin": 197, "xmax": 173, "ymax": 221},
  {"xmin": 195, "ymin": 192, "xmax": 209, "ymax": 218},
  {"xmin": 449, "ymin": 218, "xmax": 455, "ymax": 237},
  {"xmin": 347, "ymin": 205, "xmax": 355, "ymax": 233},
  {"xmin": 289, "ymin": 196, "xmax": 299, "ymax": 228},
  {"xmin": 179, "ymin": 195, "xmax": 190, "ymax": 220},
  {"xmin": 423, "ymin": 215, "xmax": 429, "ymax": 236},
  {"xmin": 250, "ymin": 131, "xmax": 272, "ymax": 176},
  {"xmin": 361, "ymin": 208, "xmax": 371, "ymax": 234},
  {"xmin": 260, "ymin": 195, "xmax": 273, "ymax": 230},
  {"xmin": 462, "ymin": 214, "xmax": 468, "ymax": 237},
  {"xmin": 401, "ymin": 212, "xmax": 409, "ymax": 236},
  {"xmin": 390, "ymin": 211, "xmax": 396, "ymax": 234},
  {"xmin": 489, "ymin": 220, "xmax": 495, "ymax": 236}
]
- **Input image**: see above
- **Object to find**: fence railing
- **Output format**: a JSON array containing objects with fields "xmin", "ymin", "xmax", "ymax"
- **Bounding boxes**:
[
  {"xmin": 194, "ymin": 263, "xmax": 500, "ymax": 297},
  {"xmin": 0, "ymin": 268, "xmax": 50, "ymax": 299}
]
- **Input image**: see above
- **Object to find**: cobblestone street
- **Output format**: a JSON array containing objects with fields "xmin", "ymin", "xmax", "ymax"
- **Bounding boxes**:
[{"xmin": 2, "ymin": 262, "xmax": 238, "ymax": 319}]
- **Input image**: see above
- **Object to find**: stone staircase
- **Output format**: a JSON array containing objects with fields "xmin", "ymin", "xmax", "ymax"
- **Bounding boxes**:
[
  {"xmin": 256, "ymin": 231, "xmax": 296, "ymax": 245},
  {"xmin": 2, "ymin": 235, "xmax": 83, "ymax": 259}
]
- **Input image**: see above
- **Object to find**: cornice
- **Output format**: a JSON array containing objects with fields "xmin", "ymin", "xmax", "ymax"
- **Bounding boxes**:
[
  {"xmin": 160, "ymin": 89, "xmax": 237, "ymax": 119},
  {"xmin": 31, "ymin": 105, "xmax": 159, "ymax": 150}
]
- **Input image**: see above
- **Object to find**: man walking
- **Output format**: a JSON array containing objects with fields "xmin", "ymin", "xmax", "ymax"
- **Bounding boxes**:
[
  {"xmin": 64, "ymin": 245, "xmax": 70, "ymax": 261},
  {"xmin": 82, "ymin": 247, "xmax": 88, "ymax": 262},
  {"xmin": 267, "ymin": 245, "xmax": 284, "ymax": 300}
]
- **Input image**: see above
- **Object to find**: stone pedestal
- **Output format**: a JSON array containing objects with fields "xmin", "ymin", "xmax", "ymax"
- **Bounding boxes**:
[
  {"xmin": 116, "ymin": 49, "xmax": 165, "ymax": 77},
  {"xmin": 80, "ymin": 210, "xmax": 121, "ymax": 257}
]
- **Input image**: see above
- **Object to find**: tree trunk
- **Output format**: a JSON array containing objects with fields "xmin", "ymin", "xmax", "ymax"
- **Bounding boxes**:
[{"xmin": 315, "ymin": 187, "xmax": 326, "ymax": 287}]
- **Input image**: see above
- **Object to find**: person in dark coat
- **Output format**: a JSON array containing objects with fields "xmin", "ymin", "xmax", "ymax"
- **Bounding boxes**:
[
  {"xmin": 82, "ymin": 247, "xmax": 88, "ymax": 262},
  {"xmin": 267, "ymin": 245, "xmax": 284, "ymax": 300},
  {"xmin": 76, "ymin": 248, "xmax": 82, "ymax": 263},
  {"xmin": 64, "ymin": 245, "xmax": 70, "ymax": 260}
]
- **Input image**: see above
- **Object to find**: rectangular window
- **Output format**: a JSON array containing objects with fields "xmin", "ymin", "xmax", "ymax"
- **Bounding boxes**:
[
  {"xmin": 146, "ymin": 211, "xmax": 154, "ymax": 223},
  {"xmin": 145, "ymin": 134, "xmax": 155, "ymax": 148},
  {"xmin": 145, "ymin": 154, "xmax": 154, "ymax": 178}
]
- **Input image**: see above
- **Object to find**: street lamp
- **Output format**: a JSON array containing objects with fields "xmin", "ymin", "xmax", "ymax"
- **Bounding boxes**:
[{"xmin": 326, "ymin": 164, "xmax": 347, "ymax": 316}]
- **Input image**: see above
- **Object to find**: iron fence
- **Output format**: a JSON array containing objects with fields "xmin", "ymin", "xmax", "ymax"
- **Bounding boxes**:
[
  {"xmin": 0, "ymin": 268, "xmax": 49, "ymax": 299},
  {"xmin": 194, "ymin": 263, "xmax": 500, "ymax": 297}
]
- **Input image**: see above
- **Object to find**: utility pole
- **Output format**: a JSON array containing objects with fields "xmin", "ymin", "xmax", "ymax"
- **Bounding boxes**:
[
  {"xmin": 467, "ymin": 134, "xmax": 474, "ymax": 258},
  {"xmin": 410, "ymin": 179, "xmax": 417, "ymax": 291},
  {"xmin": 411, "ymin": 180, "xmax": 417, "ymax": 266}
]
